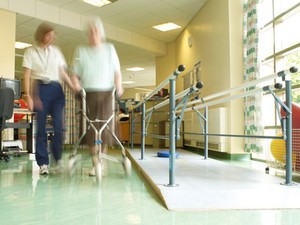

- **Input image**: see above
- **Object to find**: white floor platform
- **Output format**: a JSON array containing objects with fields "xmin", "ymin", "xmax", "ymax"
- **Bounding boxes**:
[{"xmin": 126, "ymin": 147, "xmax": 300, "ymax": 211}]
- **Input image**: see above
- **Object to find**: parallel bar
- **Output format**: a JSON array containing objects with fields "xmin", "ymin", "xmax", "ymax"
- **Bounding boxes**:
[
  {"xmin": 146, "ymin": 133, "xmax": 169, "ymax": 139},
  {"xmin": 181, "ymin": 67, "xmax": 297, "ymax": 185},
  {"xmin": 146, "ymin": 84, "xmax": 200, "ymax": 113},
  {"xmin": 134, "ymin": 65, "xmax": 185, "ymax": 109},
  {"xmin": 182, "ymin": 83, "xmax": 286, "ymax": 113},
  {"xmin": 131, "ymin": 65, "xmax": 297, "ymax": 187},
  {"xmin": 183, "ymin": 132, "xmax": 284, "ymax": 139},
  {"xmin": 185, "ymin": 67, "xmax": 297, "ymax": 107},
  {"xmin": 184, "ymin": 87, "xmax": 266, "ymax": 112}
]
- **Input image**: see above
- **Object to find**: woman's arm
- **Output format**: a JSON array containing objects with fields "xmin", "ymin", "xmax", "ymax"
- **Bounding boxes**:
[
  {"xmin": 59, "ymin": 66, "xmax": 75, "ymax": 92},
  {"xmin": 114, "ymin": 70, "xmax": 124, "ymax": 97},
  {"xmin": 23, "ymin": 67, "xmax": 34, "ymax": 111}
]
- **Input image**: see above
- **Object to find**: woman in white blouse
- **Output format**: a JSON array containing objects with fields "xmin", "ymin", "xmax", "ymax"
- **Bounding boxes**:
[{"xmin": 23, "ymin": 22, "xmax": 74, "ymax": 175}]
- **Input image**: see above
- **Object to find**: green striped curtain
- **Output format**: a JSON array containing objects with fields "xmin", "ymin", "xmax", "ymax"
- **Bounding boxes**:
[{"xmin": 243, "ymin": 0, "xmax": 263, "ymax": 152}]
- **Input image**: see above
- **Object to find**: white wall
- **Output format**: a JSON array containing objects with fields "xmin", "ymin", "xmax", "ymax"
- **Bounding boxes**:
[
  {"xmin": 0, "ymin": 9, "xmax": 15, "ymax": 79},
  {"xmin": 0, "ymin": 9, "xmax": 16, "ymax": 141},
  {"xmin": 156, "ymin": 0, "xmax": 245, "ymax": 154}
]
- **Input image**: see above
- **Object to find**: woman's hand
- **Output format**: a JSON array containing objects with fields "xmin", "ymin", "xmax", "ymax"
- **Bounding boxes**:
[
  {"xmin": 25, "ymin": 95, "xmax": 34, "ymax": 111},
  {"xmin": 74, "ymin": 83, "xmax": 82, "ymax": 93},
  {"xmin": 116, "ymin": 85, "xmax": 124, "ymax": 97},
  {"xmin": 25, "ymin": 95, "xmax": 42, "ymax": 111},
  {"xmin": 30, "ymin": 95, "xmax": 43, "ymax": 111},
  {"xmin": 26, "ymin": 94, "xmax": 42, "ymax": 111}
]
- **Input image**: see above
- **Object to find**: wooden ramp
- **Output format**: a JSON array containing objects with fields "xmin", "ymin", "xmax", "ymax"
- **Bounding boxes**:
[{"xmin": 126, "ymin": 148, "xmax": 300, "ymax": 211}]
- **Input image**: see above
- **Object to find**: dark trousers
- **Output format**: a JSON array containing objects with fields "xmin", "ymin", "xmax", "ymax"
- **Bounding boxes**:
[{"xmin": 34, "ymin": 81, "xmax": 65, "ymax": 166}]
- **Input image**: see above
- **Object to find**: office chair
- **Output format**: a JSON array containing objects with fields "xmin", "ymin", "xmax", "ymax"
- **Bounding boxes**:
[{"xmin": 0, "ymin": 87, "xmax": 14, "ymax": 162}]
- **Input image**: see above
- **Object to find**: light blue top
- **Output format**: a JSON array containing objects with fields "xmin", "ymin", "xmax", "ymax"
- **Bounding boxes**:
[{"xmin": 72, "ymin": 43, "xmax": 121, "ymax": 91}]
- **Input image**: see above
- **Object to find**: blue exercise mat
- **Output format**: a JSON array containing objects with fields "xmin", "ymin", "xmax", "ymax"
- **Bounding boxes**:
[{"xmin": 157, "ymin": 151, "xmax": 179, "ymax": 158}]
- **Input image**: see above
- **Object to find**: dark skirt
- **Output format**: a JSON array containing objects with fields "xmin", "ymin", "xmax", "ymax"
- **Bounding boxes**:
[{"xmin": 82, "ymin": 90, "xmax": 117, "ymax": 147}]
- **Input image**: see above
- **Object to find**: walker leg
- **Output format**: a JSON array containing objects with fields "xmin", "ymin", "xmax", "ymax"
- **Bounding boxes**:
[
  {"xmin": 68, "ymin": 150, "xmax": 79, "ymax": 177},
  {"xmin": 95, "ymin": 161, "xmax": 102, "ymax": 182},
  {"xmin": 123, "ymin": 155, "xmax": 132, "ymax": 176},
  {"xmin": 95, "ymin": 145, "xmax": 102, "ymax": 182},
  {"xmin": 108, "ymin": 129, "xmax": 132, "ymax": 176}
]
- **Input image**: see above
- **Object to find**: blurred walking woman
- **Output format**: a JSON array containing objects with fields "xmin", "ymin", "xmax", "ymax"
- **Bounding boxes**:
[
  {"xmin": 71, "ymin": 17, "xmax": 123, "ymax": 176},
  {"xmin": 23, "ymin": 22, "xmax": 74, "ymax": 175}
]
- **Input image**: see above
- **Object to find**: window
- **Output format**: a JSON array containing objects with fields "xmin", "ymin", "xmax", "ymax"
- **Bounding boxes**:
[
  {"xmin": 259, "ymin": 0, "xmax": 300, "ymax": 103},
  {"xmin": 253, "ymin": 1, "xmax": 300, "ymax": 160}
]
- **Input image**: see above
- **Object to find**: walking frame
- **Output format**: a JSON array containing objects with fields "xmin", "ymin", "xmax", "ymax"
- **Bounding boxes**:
[{"xmin": 68, "ymin": 89, "xmax": 131, "ymax": 181}]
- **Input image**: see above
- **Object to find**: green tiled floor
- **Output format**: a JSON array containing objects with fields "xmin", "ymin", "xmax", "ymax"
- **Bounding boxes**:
[{"xmin": 0, "ymin": 148, "xmax": 300, "ymax": 225}]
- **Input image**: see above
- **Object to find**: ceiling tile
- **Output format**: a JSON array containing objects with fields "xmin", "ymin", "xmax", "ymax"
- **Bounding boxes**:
[{"xmin": 12, "ymin": 0, "xmax": 209, "ymax": 88}]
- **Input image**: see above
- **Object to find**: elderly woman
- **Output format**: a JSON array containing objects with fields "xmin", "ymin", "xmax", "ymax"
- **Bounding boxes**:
[
  {"xmin": 71, "ymin": 16, "xmax": 123, "ymax": 176},
  {"xmin": 23, "ymin": 22, "xmax": 74, "ymax": 175}
]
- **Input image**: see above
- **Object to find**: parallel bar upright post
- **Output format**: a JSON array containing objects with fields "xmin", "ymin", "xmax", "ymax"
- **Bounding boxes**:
[
  {"xmin": 204, "ymin": 106, "xmax": 208, "ymax": 159},
  {"xmin": 168, "ymin": 78, "xmax": 177, "ymax": 186},
  {"xmin": 284, "ymin": 78, "xmax": 293, "ymax": 185},
  {"xmin": 141, "ymin": 103, "xmax": 146, "ymax": 160},
  {"xmin": 130, "ymin": 110, "xmax": 134, "ymax": 150}
]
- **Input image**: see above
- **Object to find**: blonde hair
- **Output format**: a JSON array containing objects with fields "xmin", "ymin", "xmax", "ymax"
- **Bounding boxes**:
[
  {"xmin": 85, "ymin": 16, "xmax": 106, "ymax": 42},
  {"xmin": 34, "ymin": 22, "xmax": 54, "ymax": 43}
]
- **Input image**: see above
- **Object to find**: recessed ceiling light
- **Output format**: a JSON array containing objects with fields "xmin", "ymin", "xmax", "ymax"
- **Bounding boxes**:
[
  {"xmin": 126, "ymin": 67, "xmax": 145, "ymax": 72},
  {"xmin": 82, "ymin": 0, "xmax": 117, "ymax": 7},
  {"xmin": 122, "ymin": 81, "xmax": 135, "ymax": 84},
  {"xmin": 15, "ymin": 41, "xmax": 32, "ymax": 49},
  {"xmin": 153, "ymin": 22, "xmax": 181, "ymax": 32}
]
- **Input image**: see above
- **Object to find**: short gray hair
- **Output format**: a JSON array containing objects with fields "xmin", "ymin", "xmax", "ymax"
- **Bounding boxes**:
[{"xmin": 84, "ymin": 16, "xmax": 106, "ymax": 42}]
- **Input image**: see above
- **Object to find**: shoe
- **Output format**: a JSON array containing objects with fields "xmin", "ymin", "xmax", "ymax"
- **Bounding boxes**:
[
  {"xmin": 89, "ymin": 164, "xmax": 105, "ymax": 177},
  {"xmin": 39, "ymin": 165, "xmax": 49, "ymax": 175},
  {"xmin": 88, "ymin": 167, "xmax": 96, "ymax": 176},
  {"xmin": 53, "ymin": 160, "xmax": 64, "ymax": 174},
  {"xmin": 39, "ymin": 175, "xmax": 49, "ymax": 182}
]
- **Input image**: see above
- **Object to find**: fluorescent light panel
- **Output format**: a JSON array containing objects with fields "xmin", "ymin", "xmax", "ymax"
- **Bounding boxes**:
[
  {"xmin": 82, "ymin": 0, "xmax": 116, "ymax": 7},
  {"xmin": 126, "ymin": 67, "xmax": 145, "ymax": 72},
  {"xmin": 153, "ymin": 22, "xmax": 181, "ymax": 32},
  {"xmin": 15, "ymin": 41, "xmax": 32, "ymax": 49}
]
